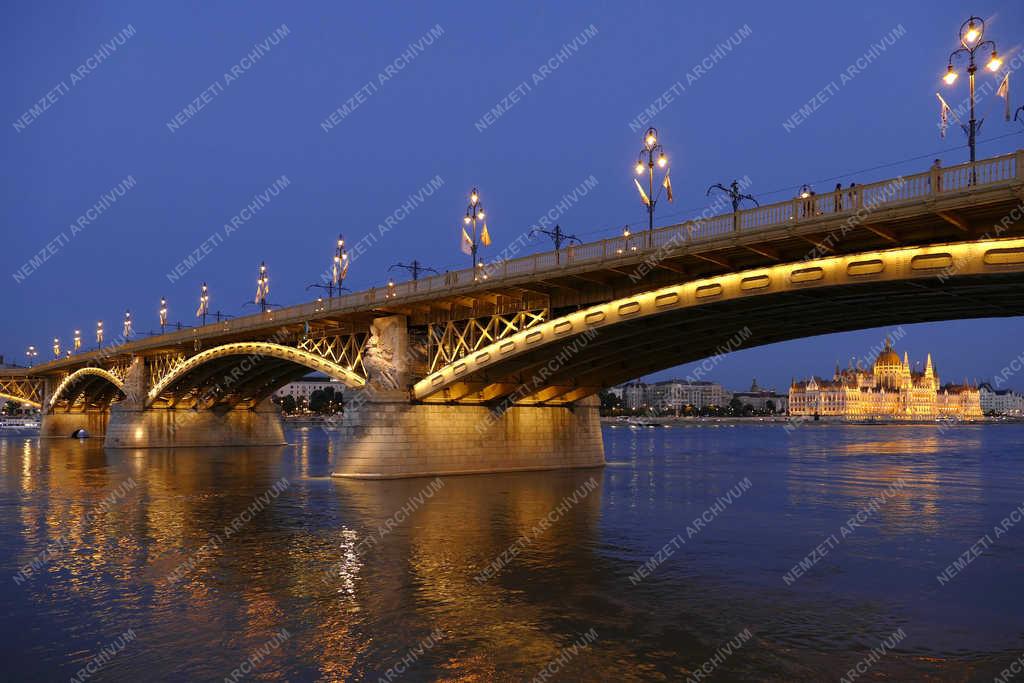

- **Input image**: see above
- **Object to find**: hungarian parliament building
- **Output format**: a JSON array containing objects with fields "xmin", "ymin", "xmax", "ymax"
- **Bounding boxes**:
[{"xmin": 789, "ymin": 340, "xmax": 983, "ymax": 420}]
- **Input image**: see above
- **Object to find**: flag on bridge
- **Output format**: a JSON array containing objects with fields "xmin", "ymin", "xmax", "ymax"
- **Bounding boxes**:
[
  {"xmin": 255, "ymin": 262, "xmax": 269, "ymax": 304},
  {"xmin": 196, "ymin": 283, "xmax": 209, "ymax": 318},
  {"xmin": 997, "ymin": 73, "xmax": 1011, "ymax": 121},
  {"xmin": 633, "ymin": 178, "xmax": 650, "ymax": 206},
  {"xmin": 460, "ymin": 227, "xmax": 473, "ymax": 255},
  {"xmin": 335, "ymin": 252, "xmax": 350, "ymax": 284},
  {"xmin": 936, "ymin": 93, "xmax": 953, "ymax": 139},
  {"xmin": 663, "ymin": 170, "xmax": 674, "ymax": 203},
  {"xmin": 332, "ymin": 235, "xmax": 349, "ymax": 286},
  {"xmin": 480, "ymin": 222, "xmax": 492, "ymax": 246}
]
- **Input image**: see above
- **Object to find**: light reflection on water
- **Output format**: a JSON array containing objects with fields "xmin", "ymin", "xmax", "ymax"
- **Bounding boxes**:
[{"xmin": 0, "ymin": 424, "xmax": 1022, "ymax": 681}]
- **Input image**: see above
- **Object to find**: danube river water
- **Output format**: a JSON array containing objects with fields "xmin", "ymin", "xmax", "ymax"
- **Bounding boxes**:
[{"xmin": 1, "ymin": 423, "xmax": 1023, "ymax": 681}]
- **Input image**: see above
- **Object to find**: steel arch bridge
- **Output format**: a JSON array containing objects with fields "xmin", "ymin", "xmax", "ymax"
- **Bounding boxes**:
[{"xmin": 2, "ymin": 149, "xmax": 1023, "ymax": 476}]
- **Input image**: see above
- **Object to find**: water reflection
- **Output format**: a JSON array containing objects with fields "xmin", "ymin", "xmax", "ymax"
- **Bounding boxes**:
[{"xmin": 0, "ymin": 426, "xmax": 1022, "ymax": 680}]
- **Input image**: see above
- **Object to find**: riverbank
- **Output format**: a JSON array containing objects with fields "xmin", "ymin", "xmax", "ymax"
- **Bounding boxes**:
[{"xmin": 601, "ymin": 415, "xmax": 1021, "ymax": 426}]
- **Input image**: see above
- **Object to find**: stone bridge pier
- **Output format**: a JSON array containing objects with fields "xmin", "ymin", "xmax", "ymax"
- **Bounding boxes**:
[
  {"xmin": 103, "ymin": 357, "xmax": 285, "ymax": 449},
  {"xmin": 40, "ymin": 377, "xmax": 111, "ymax": 438},
  {"xmin": 330, "ymin": 390, "xmax": 604, "ymax": 479},
  {"xmin": 329, "ymin": 316, "xmax": 606, "ymax": 479}
]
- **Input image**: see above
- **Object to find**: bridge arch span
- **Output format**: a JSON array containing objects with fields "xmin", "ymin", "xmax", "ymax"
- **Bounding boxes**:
[
  {"xmin": 145, "ymin": 341, "xmax": 366, "ymax": 409},
  {"xmin": 47, "ymin": 367, "xmax": 125, "ymax": 411},
  {"xmin": 414, "ymin": 238, "xmax": 1024, "ymax": 405}
]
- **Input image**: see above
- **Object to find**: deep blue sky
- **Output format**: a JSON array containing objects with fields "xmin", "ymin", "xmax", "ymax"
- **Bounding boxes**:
[{"xmin": 3, "ymin": 1, "xmax": 1022, "ymax": 392}]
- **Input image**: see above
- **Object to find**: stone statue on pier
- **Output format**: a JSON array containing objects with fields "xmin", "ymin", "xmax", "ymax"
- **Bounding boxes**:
[{"xmin": 363, "ymin": 316, "xmax": 409, "ymax": 391}]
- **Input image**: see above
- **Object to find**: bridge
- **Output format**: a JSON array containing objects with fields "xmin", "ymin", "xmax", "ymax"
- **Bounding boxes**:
[{"xmin": 3, "ymin": 150, "xmax": 1024, "ymax": 477}]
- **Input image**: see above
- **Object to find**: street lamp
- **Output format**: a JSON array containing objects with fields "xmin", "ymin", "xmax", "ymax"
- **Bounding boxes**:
[
  {"xmin": 96, "ymin": 320, "xmax": 104, "ymax": 348},
  {"xmin": 462, "ymin": 187, "xmax": 491, "ymax": 276},
  {"xmin": 942, "ymin": 16, "xmax": 1003, "ymax": 165},
  {"xmin": 159, "ymin": 297, "xmax": 168, "ymax": 333},
  {"xmin": 634, "ymin": 127, "xmax": 670, "ymax": 234},
  {"xmin": 26, "ymin": 346, "xmax": 37, "ymax": 367},
  {"xmin": 73, "ymin": 330, "xmax": 81, "ymax": 352},
  {"xmin": 617, "ymin": 226, "xmax": 637, "ymax": 255},
  {"xmin": 308, "ymin": 235, "xmax": 351, "ymax": 298},
  {"xmin": 123, "ymin": 310, "xmax": 133, "ymax": 338},
  {"xmin": 52, "ymin": 338, "xmax": 60, "ymax": 359}
]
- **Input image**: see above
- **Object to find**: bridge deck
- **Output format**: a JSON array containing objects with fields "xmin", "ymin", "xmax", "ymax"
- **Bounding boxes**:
[{"xmin": 12, "ymin": 149, "xmax": 1024, "ymax": 377}]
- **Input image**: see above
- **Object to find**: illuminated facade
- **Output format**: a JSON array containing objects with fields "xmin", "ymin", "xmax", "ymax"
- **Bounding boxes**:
[{"xmin": 789, "ymin": 339, "xmax": 982, "ymax": 420}]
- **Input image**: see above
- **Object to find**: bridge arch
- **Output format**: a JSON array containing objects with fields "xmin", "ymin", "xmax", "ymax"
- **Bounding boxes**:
[
  {"xmin": 47, "ymin": 367, "xmax": 125, "ymax": 411},
  {"xmin": 145, "ymin": 341, "xmax": 366, "ymax": 409},
  {"xmin": 414, "ymin": 238, "xmax": 1024, "ymax": 405}
]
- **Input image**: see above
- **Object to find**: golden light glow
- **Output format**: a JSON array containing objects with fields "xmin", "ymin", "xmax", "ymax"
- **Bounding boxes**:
[
  {"xmin": 657, "ymin": 153, "xmax": 667, "ymax": 168},
  {"xmin": 943, "ymin": 66, "xmax": 958, "ymax": 85},
  {"xmin": 47, "ymin": 367, "xmax": 126, "ymax": 410},
  {"xmin": 146, "ymin": 341, "xmax": 366, "ymax": 406},
  {"xmin": 790, "ymin": 340, "xmax": 982, "ymax": 420},
  {"xmin": 470, "ymin": 192, "xmax": 478, "ymax": 205},
  {"xmin": 463, "ymin": 216, "xmax": 471, "ymax": 224},
  {"xmin": 635, "ymin": 162, "xmax": 644, "ymax": 175},
  {"xmin": 478, "ymin": 210, "xmax": 485, "ymax": 219},
  {"xmin": 645, "ymin": 133, "xmax": 656, "ymax": 147},
  {"xmin": 964, "ymin": 22, "xmax": 980, "ymax": 45},
  {"xmin": 987, "ymin": 51, "xmax": 1002, "ymax": 72}
]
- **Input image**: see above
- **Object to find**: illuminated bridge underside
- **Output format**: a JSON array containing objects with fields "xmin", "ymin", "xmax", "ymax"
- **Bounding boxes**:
[
  {"xmin": 48, "ymin": 367, "xmax": 125, "ymax": 412},
  {"xmin": 146, "ymin": 342, "xmax": 366, "ymax": 410},
  {"xmin": 416, "ymin": 238, "xmax": 1024, "ymax": 405},
  {"xmin": 0, "ymin": 377, "xmax": 43, "ymax": 409}
]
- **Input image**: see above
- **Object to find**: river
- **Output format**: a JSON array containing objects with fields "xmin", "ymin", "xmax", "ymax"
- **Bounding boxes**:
[{"xmin": 1, "ymin": 423, "xmax": 1022, "ymax": 681}]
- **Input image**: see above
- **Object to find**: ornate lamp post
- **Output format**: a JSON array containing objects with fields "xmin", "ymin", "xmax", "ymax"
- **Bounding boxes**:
[
  {"xmin": 123, "ymin": 310, "xmax": 133, "ymax": 338},
  {"xmin": 942, "ymin": 16, "xmax": 1003, "ymax": 165},
  {"xmin": 26, "ymin": 346, "xmax": 37, "ymax": 367},
  {"xmin": 462, "ymin": 187, "xmax": 490, "ymax": 276},
  {"xmin": 52, "ymin": 337, "xmax": 60, "ymax": 359},
  {"xmin": 159, "ymin": 297, "xmax": 168, "ymax": 333},
  {"xmin": 634, "ymin": 127, "xmax": 669, "ymax": 234},
  {"xmin": 73, "ymin": 330, "xmax": 81, "ymax": 352},
  {"xmin": 96, "ymin": 320, "xmax": 104, "ymax": 348},
  {"xmin": 308, "ymin": 235, "xmax": 351, "ymax": 298}
]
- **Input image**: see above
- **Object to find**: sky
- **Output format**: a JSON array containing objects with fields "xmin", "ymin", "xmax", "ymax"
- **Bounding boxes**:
[{"xmin": 2, "ymin": 1, "xmax": 1023, "ymax": 393}]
